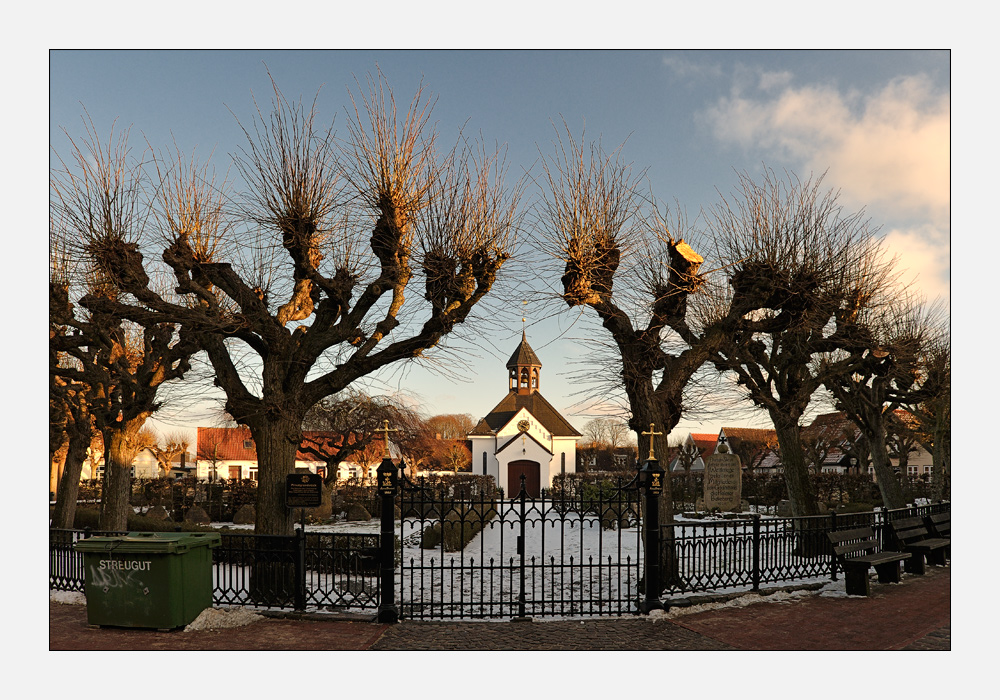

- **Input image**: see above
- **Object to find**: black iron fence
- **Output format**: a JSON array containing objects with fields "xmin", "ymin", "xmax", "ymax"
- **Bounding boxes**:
[
  {"xmin": 658, "ymin": 502, "xmax": 950, "ymax": 595},
  {"xmin": 50, "ymin": 527, "xmax": 382, "ymax": 613},
  {"xmin": 395, "ymin": 473, "xmax": 641, "ymax": 620},
  {"xmin": 50, "ymin": 463, "xmax": 950, "ymax": 620}
]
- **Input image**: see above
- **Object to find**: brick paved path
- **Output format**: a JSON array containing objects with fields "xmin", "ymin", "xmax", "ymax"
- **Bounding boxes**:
[{"xmin": 50, "ymin": 565, "xmax": 948, "ymax": 651}]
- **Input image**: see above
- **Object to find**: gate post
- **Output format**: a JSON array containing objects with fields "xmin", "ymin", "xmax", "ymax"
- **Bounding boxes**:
[
  {"xmin": 638, "ymin": 447, "xmax": 666, "ymax": 614},
  {"xmin": 751, "ymin": 513, "xmax": 761, "ymax": 592},
  {"xmin": 376, "ymin": 455, "xmax": 399, "ymax": 623},
  {"xmin": 294, "ymin": 527, "xmax": 306, "ymax": 611},
  {"xmin": 514, "ymin": 474, "xmax": 530, "ymax": 621}
]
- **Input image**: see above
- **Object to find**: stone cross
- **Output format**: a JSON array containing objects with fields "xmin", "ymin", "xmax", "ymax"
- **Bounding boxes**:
[
  {"xmin": 374, "ymin": 420, "xmax": 398, "ymax": 458},
  {"xmin": 641, "ymin": 423, "xmax": 663, "ymax": 461}
]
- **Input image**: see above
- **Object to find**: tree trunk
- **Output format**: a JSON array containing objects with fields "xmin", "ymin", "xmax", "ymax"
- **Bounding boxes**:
[
  {"xmin": 50, "ymin": 434, "xmax": 68, "ymax": 502},
  {"xmin": 930, "ymin": 419, "xmax": 950, "ymax": 501},
  {"xmin": 770, "ymin": 413, "xmax": 820, "ymax": 517},
  {"xmin": 51, "ymin": 431, "xmax": 89, "ymax": 529},
  {"xmin": 248, "ymin": 413, "xmax": 303, "ymax": 536},
  {"xmin": 98, "ymin": 419, "xmax": 147, "ymax": 531},
  {"xmin": 245, "ymin": 411, "xmax": 305, "ymax": 607},
  {"xmin": 867, "ymin": 411, "xmax": 907, "ymax": 509}
]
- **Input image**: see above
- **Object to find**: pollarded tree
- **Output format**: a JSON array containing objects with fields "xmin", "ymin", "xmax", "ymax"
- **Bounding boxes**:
[
  {"xmin": 49, "ymin": 171, "xmax": 199, "ymax": 531},
  {"xmin": 537, "ymin": 130, "xmax": 731, "ymax": 530},
  {"xmin": 821, "ymin": 295, "xmax": 940, "ymax": 509},
  {"xmin": 705, "ymin": 169, "xmax": 900, "ymax": 517},
  {"xmin": 64, "ymin": 73, "xmax": 522, "ymax": 537},
  {"xmin": 905, "ymin": 330, "xmax": 950, "ymax": 500}
]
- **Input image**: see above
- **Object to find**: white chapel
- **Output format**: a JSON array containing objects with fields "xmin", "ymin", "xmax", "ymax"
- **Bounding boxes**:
[{"xmin": 468, "ymin": 333, "xmax": 582, "ymax": 496}]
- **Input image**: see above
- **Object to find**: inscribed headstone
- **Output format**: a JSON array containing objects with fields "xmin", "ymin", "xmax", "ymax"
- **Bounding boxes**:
[{"xmin": 703, "ymin": 446, "xmax": 742, "ymax": 511}]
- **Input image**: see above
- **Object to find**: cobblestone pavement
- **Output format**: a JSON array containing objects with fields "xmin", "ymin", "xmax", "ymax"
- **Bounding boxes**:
[{"xmin": 50, "ymin": 565, "xmax": 948, "ymax": 652}]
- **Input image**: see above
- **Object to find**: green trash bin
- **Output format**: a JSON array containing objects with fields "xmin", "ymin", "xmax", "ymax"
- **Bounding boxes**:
[{"xmin": 74, "ymin": 531, "xmax": 221, "ymax": 629}]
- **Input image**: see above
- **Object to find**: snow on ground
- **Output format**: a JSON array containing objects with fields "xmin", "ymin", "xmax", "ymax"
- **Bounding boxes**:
[{"xmin": 183, "ymin": 607, "xmax": 266, "ymax": 631}]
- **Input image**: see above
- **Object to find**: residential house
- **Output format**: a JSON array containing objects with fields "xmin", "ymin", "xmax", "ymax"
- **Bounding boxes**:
[
  {"xmin": 195, "ymin": 426, "xmax": 388, "ymax": 482},
  {"xmin": 717, "ymin": 427, "xmax": 781, "ymax": 474},
  {"xmin": 668, "ymin": 432, "xmax": 718, "ymax": 475}
]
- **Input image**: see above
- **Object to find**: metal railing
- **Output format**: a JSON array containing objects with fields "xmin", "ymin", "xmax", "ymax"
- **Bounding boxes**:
[
  {"xmin": 660, "ymin": 501, "xmax": 951, "ymax": 594},
  {"xmin": 49, "ymin": 527, "xmax": 381, "ymax": 613},
  {"xmin": 49, "ymin": 500, "xmax": 950, "ymax": 618}
]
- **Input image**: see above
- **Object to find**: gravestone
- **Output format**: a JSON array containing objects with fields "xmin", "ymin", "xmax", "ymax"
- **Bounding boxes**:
[
  {"xmin": 233, "ymin": 504, "xmax": 256, "ymax": 524},
  {"xmin": 145, "ymin": 505, "xmax": 171, "ymax": 521},
  {"xmin": 184, "ymin": 505, "xmax": 212, "ymax": 524},
  {"xmin": 703, "ymin": 443, "xmax": 742, "ymax": 511}
]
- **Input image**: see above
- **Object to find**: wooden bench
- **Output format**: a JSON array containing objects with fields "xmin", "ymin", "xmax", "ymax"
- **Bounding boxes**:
[
  {"xmin": 924, "ymin": 512, "xmax": 950, "ymax": 538},
  {"xmin": 887, "ymin": 517, "xmax": 949, "ymax": 575},
  {"xmin": 923, "ymin": 512, "xmax": 951, "ymax": 559},
  {"xmin": 827, "ymin": 527, "xmax": 911, "ymax": 596}
]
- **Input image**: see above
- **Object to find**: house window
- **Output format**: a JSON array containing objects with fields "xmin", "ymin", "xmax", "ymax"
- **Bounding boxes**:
[
  {"xmin": 561, "ymin": 452, "xmax": 566, "ymax": 476},
  {"xmin": 248, "ymin": 466, "xmax": 258, "ymax": 482},
  {"xmin": 243, "ymin": 439, "xmax": 253, "ymax": 450},
  {"xmin": 483, "ymin": 452, "xmax": 488, "ymax": 475},
  {"xmin": 907, "ymin": 465, "xmax": 918, "ymax": 477}
]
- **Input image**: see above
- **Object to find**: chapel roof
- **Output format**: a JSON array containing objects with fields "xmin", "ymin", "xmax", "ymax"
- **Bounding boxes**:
[
  {"xmin": 469, "ymin": 391, "xmax": 582, "ymax": 438},
  {"xmin": 506, "ymin": 331, "xmax": 542, "ymax": 369}
]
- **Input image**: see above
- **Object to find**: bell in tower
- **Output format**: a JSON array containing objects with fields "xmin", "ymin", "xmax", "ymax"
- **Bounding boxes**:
[{"xmin": 506, "ymin": 331, "xmax": 542, "ymax": 396}]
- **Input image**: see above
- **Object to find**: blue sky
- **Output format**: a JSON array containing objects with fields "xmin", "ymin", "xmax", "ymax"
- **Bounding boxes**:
[{"xmin": 48, "ymin": 49, "xmax": 951, "ymax": 443}]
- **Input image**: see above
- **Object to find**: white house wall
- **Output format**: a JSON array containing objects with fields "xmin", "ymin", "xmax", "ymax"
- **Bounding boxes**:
[{"xmin": 470, "ymin": 408, "xmax": 578, "ymax": 494}]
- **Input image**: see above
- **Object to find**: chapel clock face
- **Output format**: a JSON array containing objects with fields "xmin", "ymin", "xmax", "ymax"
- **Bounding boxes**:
[{"xmin": 517, "ymin": 419, "xmax": 530, "ymax": 432}]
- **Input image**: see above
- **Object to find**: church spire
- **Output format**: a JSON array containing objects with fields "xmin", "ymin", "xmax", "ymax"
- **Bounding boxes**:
[{"xmin": 506, "ymin": 332, "xmax": 542, "ymax": 395}]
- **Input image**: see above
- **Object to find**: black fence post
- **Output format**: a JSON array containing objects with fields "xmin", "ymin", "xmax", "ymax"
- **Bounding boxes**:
[
  {"xmin": 638, "ymin": 454, "xmax": 665, "ymax": 614},
  {"xmin": 829, "ymin": 510, "xmax": 838, "ymax": 581},
  {"xmin": 294, "ymin": 527, "xmax": 306, "ymax": 611},
  {"xmin": 376, "ymin": 455, "xmax": 399, "ymax": 623},
  {"xmin": 515, "ymin": 474, "xmax": 529, "ymax": 620},
  {"xmin": 751, "ymin": 514, "xmax": 761, "ymax": 592}
]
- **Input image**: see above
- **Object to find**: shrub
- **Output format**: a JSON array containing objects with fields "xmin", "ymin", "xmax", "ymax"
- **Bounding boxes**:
[{"xmin": 420, "ymin": 501, "xmax": 498, "ymax": 551}]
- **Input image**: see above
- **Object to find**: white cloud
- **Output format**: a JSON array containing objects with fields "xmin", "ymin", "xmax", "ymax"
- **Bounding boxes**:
[
  {"xmin": 703, "ymin": 74, "xmax": 950, "ymax": 231},
  {"xmin": 879, "ymin": 226, "xmax": 951, "ymax": 304}
]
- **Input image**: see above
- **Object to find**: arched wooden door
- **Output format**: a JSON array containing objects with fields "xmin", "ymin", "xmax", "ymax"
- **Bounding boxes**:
[{"xmin": 507, "ymin": 460, "xmax": 541, "ymax": 497}]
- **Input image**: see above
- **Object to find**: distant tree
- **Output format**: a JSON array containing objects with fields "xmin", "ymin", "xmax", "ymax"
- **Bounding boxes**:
[
  {"xmin": 148, "ymin": 432, "xmax": 191, "ymax": 478},
  {"xmin": 668, "ymin": 437, "xmax": 699, "ymax": 481},
  {"xmin": 55, "ymin": 73, "xmax": 522, "ymax": 539},
  {"xmin": 705, "ymin": 169, "xmax": 900, "ymax": 517},
  {"xmin": 301, "ymin": 389, "xmax": 423, "ymax": 483},
  {"xmin": 425, "ymin": 413, "xmax": 476, "ymax": 440}
]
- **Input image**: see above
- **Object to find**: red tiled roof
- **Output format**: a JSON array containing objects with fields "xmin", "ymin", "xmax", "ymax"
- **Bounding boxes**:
[
  {"xmin": 690, "ymin": 433, "xmax": 717, "ymax": 458},
  {"xmin": 196, "ymin": 427, "xmax": 378, "ymax": 462}
]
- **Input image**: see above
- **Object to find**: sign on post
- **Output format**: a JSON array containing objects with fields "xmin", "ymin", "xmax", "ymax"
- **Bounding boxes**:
[{"xmin": 285, "ymin": 473, "xmax": 323, "ymax": 509}]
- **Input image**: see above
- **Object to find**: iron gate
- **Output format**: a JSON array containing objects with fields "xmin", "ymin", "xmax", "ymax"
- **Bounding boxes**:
[{"xmin": 396, "ymin": 473, "xmax": 643, "ymax": 619}]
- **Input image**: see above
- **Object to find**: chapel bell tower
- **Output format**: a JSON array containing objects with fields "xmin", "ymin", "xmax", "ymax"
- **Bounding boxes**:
[{"xmin": 507, "ymin": 331, "xmax": 542, "ymax": 396}]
